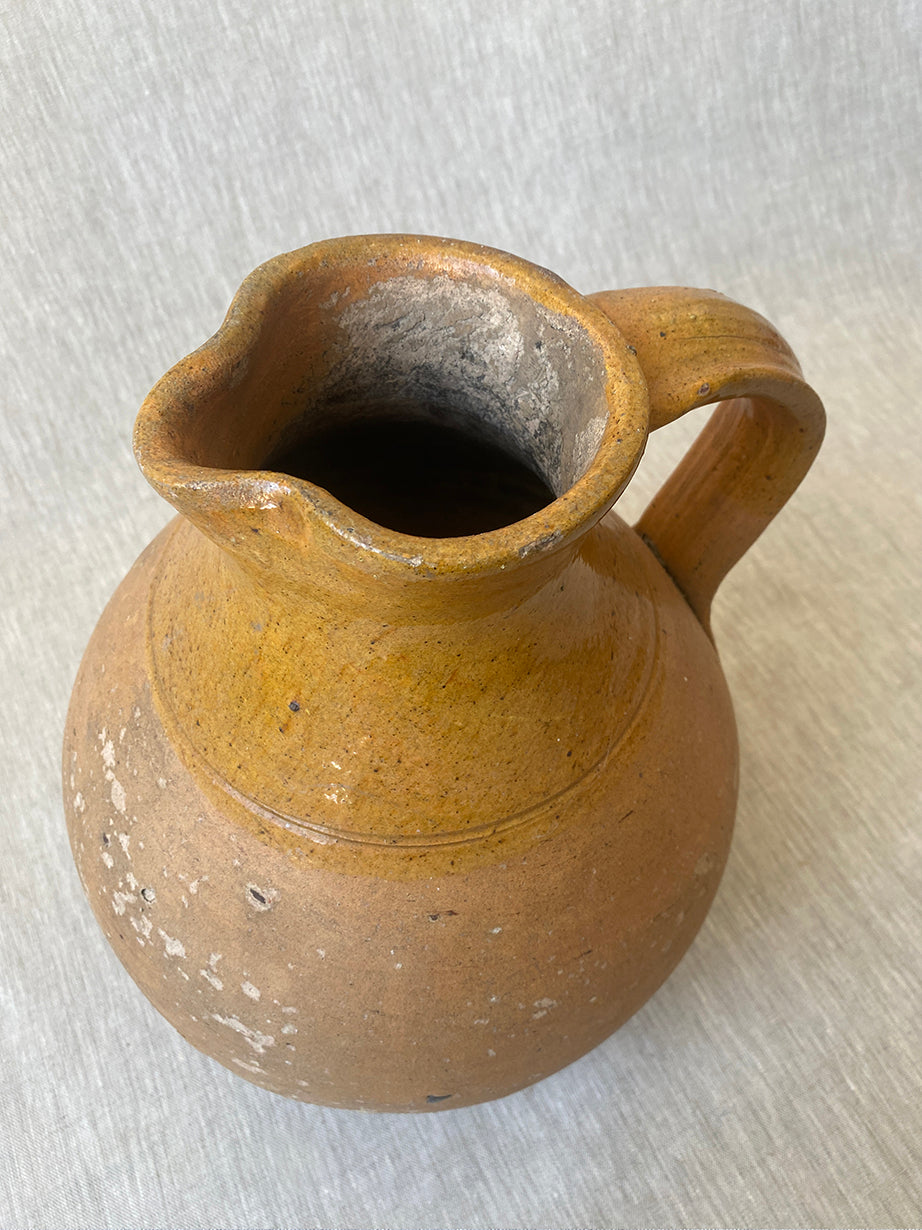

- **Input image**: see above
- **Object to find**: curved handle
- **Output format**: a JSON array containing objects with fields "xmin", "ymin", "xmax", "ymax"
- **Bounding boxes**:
[{"xmin": 589, "ymin": 287, "xmax": 825, "ymax": 634}]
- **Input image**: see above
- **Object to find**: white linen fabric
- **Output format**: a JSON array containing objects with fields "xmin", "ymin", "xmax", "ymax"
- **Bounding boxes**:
[{"xmin": 1, "ymin": 2, "xmax": 919, "ymax": 1226}]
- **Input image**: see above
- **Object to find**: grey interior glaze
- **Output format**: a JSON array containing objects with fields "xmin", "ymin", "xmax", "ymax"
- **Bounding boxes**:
[{"xmin": 278, "ymin": 272, "xmax": 610, "ymax": 498}]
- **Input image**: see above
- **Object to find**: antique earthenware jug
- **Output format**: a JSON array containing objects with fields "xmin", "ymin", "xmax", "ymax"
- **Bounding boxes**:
[{"xmin": 64, "ymin": 235, "xmax": 824, "ymax": 1110}]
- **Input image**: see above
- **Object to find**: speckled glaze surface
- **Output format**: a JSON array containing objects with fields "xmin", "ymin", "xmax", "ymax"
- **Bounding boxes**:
[{"xmin": 63, "ymin": 236, "xmax": 824, "ymax": 1111}]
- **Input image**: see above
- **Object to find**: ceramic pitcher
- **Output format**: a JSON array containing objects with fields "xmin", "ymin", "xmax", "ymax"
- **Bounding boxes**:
[{"xmin": 63, "ymin": 235, "xmax": 824, "ymax": 1110}]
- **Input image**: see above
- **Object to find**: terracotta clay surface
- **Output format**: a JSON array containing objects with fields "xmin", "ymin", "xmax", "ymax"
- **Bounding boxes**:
[{"xmin": 63, "ymin": 235, "xmax": 824, "ymax": 1111}]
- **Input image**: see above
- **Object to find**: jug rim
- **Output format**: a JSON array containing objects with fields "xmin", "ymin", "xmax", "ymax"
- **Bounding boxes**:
[{"xmin": 133, "ymin": 234, "xmax": 650, "ymax": 578}]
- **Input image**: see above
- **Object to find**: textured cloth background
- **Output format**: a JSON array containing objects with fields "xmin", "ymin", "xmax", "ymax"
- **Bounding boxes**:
[{"xmin": 1, "ymin": 2, "xmax": 920, "ymax": 1227}]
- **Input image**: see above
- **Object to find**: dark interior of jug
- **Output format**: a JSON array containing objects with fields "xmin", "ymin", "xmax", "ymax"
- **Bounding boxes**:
[
  {"xmin": 269, "ymin": 406, "xmax": 556, "ymax": 538},
  {"xmin": 263, "ymin": 268, "xmax": 609, "ymax": 538}
]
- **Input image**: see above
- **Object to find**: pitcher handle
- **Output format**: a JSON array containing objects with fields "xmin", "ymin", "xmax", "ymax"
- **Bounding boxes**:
[{"xmin": 589, "ymin": 287, "xmax": 825, "ymax": 634}]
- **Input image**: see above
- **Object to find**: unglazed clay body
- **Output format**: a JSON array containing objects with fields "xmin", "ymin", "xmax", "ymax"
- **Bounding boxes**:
[{"xmin": 63, "ymin": 236, "xmax": 824, "ymax": 1110}]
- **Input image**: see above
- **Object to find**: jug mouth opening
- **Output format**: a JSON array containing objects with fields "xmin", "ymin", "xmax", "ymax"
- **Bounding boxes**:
[{"xmin": 135, "ymin": 235, "xmax": 649, "ymax": 577}]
